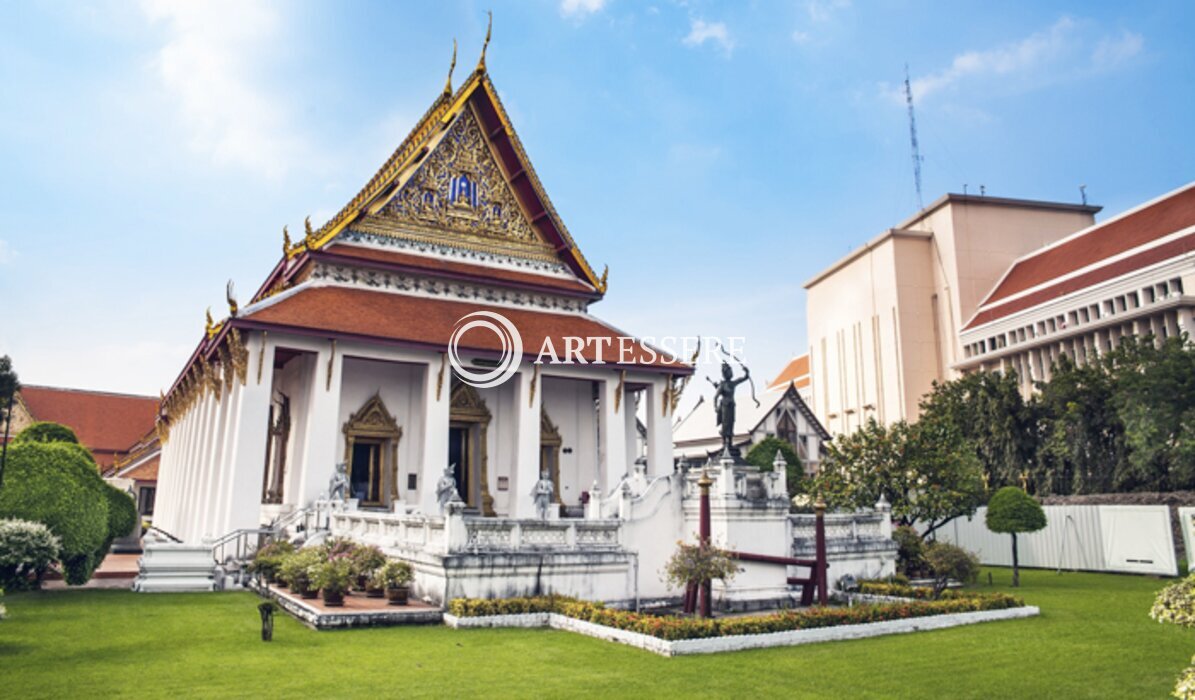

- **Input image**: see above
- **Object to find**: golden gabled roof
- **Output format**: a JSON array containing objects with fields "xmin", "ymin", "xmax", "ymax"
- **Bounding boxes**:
[{"xmin": 290, "ymin": 61, "xmax": 605, "ymax": 293}]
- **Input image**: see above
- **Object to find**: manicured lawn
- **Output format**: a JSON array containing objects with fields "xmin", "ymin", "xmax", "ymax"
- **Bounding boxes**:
[{"xmin": 0, "ymin": 568, "xmax": 1190, "ymax": 698}]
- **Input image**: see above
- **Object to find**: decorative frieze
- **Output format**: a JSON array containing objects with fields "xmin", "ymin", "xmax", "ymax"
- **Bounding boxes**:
[
  {"xmin": 310, "ymin": 261, "xmax": 589, "ymax": 314},
  {"xmin": 337, "ymin": 229, "xmax": 572, "ymax": 278}
]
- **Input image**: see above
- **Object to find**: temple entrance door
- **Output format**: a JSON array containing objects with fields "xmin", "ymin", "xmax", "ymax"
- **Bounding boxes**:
[
  {"xmin": 449, "ymin": 382, "xmax": 495, "ymax": 516},
  {"xmin": 349, "ymin": 439, "xmax": 384, "ymax": 506},
  {"xmin": 342, "ymin": 394, "xmax": 403, "ymax": 509},
  {"xmin": 449, "ymin": 425, "xmax": 471, "ymax": 508}
]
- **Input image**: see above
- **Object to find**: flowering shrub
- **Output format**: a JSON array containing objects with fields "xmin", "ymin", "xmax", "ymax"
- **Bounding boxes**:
[
  {"xmin": 309, "ymin": 558, "xmax": 354, "ymax": 595},
  {"xmin": 1151, "ymin": 575, "xmax": 1195, "ymax": 628},
  {"xmin": 0, "ymin": 519, "xmax": 61, "ymax": 590},
  {"xmin": 447, "ymin": 594, "xmax": 1025, "ymax": 641},
  {"xmin": 370, "ymin": 560, "xmax": 413, "ymax": 590},
  {"xmin": 349, "ymin": 545, "xmax": 386, "ymax": 582},
  {"xmin": 277, "ymin": 548, "xmax": 324, "ymax": 590},
  {"xmin": 1149, "ymin": 575, "xmax": 1195, "ymax": 698},
  {"xmin": 248, "ymin": 541, "xmax": 295, "ymax": 581},
  {"xmin": 662, "ymin": 541, "xmax": 738, "ymax": 590}
]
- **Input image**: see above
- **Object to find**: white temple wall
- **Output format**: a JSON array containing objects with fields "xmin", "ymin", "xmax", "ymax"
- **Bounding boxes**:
[
  {"xmin": 483, "ymin": 379, "xmax": 518, "ymax": 516},
  {"xmin": 275, "ymin": 354, "xmax": 315, "ymax": 508},
  {"xmin": 338, "ymin": 356, "xmax": 426, "ymax": 504}
]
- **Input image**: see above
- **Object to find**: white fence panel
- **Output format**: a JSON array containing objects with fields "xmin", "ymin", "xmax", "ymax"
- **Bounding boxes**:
[{"xmin": 937, "ymin": 504, "xmax": 1176, "ymax": 576}]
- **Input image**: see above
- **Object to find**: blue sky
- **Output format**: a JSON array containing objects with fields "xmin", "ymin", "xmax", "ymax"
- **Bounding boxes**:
[{"xmin": 0, "ymin": 0, "xmax": 1191, "ymax": 396}]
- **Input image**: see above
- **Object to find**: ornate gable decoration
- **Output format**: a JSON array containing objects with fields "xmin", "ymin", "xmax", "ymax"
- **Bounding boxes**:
[
  {"xmin": 369, "ymin": 107, "xmax": 545, "ymax": 253},
  {"xmin": 342, "ymin": 393, "xmax": 402, "ymax": 440}
]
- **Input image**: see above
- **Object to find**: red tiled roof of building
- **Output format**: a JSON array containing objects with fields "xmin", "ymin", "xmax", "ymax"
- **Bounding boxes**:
[
  {"xmin": 240, "ymin": 286, "xmax": 690, "ymax": 371},
  {"xmin": 120, "ymin": 455, "xmax": 159, "ymax": 482},
  {"xmin": 767, "ymin": 354, "xmax": 811, "ymax": 391},
  {"xmin": 966, "ymin": 184, "xmax": 1195, "ymax": 330},
  {"xmin": 319, "ymin": 244, "xmax": 598, "ymax": 296},
  {"xmin": 18, "ymin": 386, "xmax": 159, "ymax": 464}
]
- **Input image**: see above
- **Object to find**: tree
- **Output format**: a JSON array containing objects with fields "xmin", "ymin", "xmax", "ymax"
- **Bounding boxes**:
[
  {"xmin": 1106, "ymin": 335, "xmax": 1195, "ymax": 491},
  {"xmin": 923, "ymin": 542, "xmax": 980, "ymax": 599},
  {"xmin": 0, "ymin": 443, "xmax": 110, "ymax": 585},
  {"xmin": 1032, "ymin": 355, "xmax": 1123, "ymax": 495},
  {"xmin": 814, "ymin": 418, "xmax": 984, "ymax": 538},
  {"xmin": 13, "ymin": 422, "xmax": 80, "ymax": 446},
  {"xmin": 745, "ymin": 436, "xmax": 806, "ymax": 497},
  {"xmin": 0, "ymin": 355, "xmax": 19, "ymax": 490},
  {"xmin": 985, "ymin": 486, "xmax": 1046, "ymax": 587},
  {"xmin": 919, "ymin": 371, "xmax": 1038, "ymax": 490}
]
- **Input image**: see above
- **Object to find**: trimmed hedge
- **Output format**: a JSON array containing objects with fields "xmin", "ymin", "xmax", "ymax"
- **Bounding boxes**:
[
  {"xmin": 447, "ymin": 593, "xmax": 1025, "ymax": 641},
  {"xmin": 13, "ymin": 422, "xmax": 79, "ymax": 445},
  {"xmin": 103, "ymin": 484, "xmax": 138, "ymax": 541},
  {"xmin": 0, "ymin": 442, "xmax": 109, "ymax": 585},
  {"xmin": 857, "ymin": 581, "xmax": 1013, "ymax": 603}
]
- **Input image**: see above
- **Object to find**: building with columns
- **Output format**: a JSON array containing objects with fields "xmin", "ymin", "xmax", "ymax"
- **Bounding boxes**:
[
  {"xmin": 149, "ymin": 48, "xmax": 896, "ymax": 605},
  {"xmin": 958, "ymin": 182, "xmax": 1195, "ymax": 386}
]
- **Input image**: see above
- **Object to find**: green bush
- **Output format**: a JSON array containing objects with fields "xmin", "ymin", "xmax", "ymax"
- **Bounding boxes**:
[
  {"xmin": 13, "ymin": 422, "xmax": 79, "ymax": 445},
  {"xmin": 103, "ymin": 484, "xmax": 137, "ymax": 541},
  {"xmin": 893, "ymin": 525, "xmax": 926, "ymax": 577},
  {"xmin": 662, "ymin": 541, "xmax": 738, "ymax": 590},
  {"xmin": 0, "ymin": 442, "xmax": 109, "ymax": 585},
  {"xmin": 924, "ymin": 542, "xmax": 981, "ymax": 599},
  {"xmin": 309, "ymin": 558, "xmax": 353, "ymax": 595},
  {"xmin": 278, "ymin": 548, "xmax": 325, "ymax": 589},
  {"xmin": 371, "ymin": 560, "xmax": 413, "ymax": 590},
  {"xmin": 745, "ymin": 436, "xmax": 806, "ymax": 497},
  {"xmin": 0, "ymin": 519, "xmax": 61, "ymax": 590},
  {"xmin": 447, "ymin": 594, "xmax": 1025, "ymax": 640},
  {"xmin": 349, "ymin": 544, "xmax": 386, "ymax": 581},
  {"xmin": 249, "ymin": 541, "xmax": 296, "ymax": 581}
]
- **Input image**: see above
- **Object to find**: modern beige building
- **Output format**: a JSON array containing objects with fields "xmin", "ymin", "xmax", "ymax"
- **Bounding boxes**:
[{"xmin": 804, "ymin": 193, "xmax": 1099, "ymax": 435}]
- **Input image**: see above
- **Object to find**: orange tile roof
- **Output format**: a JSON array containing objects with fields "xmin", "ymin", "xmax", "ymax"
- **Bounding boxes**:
[
  {"xmin": 18, "ymin": 386, "xmax": 159, "ymax": 459},
  {"xmin": 242, "ymin": 286, "xmax": 689, "ymax": 371},
  {"xmin": 966, "ymin": 184, "xmax": 1195, "ymax": 329},
  {"xmin": 121, "ymin": 455, "xmax": 159, "ymax": 482},
  {"xmin": 767, "ymin": 354, "xmax": 810, "ymax": 391}
]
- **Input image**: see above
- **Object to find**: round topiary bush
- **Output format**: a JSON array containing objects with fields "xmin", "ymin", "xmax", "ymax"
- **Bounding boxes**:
[
  {"xmin": 924, "ymin": 541, "xmax": 980, "ymax": 598},
  {"xmin": 0, "ymin": 519, "xmax": 61, "ymax": 590},
  {"xmin": 0, "ymin": 442, "xmax": 109, "ymax": 585},
  {"xmin": 986, "ymin": 486, "xmax": 1047, "ymax": 587},
  {"xmin": 103, "ymin": 484, "xmax": 138, "ymax": 542},
  {"xmin": 13, "ymin": 421, "xmax": 79, "ymax": 445}
]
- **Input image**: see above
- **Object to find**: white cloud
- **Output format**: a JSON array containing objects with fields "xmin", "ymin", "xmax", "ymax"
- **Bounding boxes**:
[
  {"xmin": 805, "ymin": 0, "xmax": 851, "ymax": 24},
  {"xmin": 560, "ymin": 0, "xmax": 607, "ymax": 17},
  {"xmin": 1092, "ymin": 30, "xmax": 1144, "ymax": 67},
  {"xmin": 889, "ymin": 17, "xmax": 1145, "ymax": 105},
  {"xmin": 683, "ymin": 18, "xmax": 734, "ymax": 55},
  {"xmin": 139, "ymin": 0, "xmax": 305, "ymax": 179}
]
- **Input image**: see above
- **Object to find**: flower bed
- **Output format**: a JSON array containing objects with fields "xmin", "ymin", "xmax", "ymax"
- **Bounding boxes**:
[{"xmin": 448, "ymin": 593, "xmax": 1025, "ymax": 642}]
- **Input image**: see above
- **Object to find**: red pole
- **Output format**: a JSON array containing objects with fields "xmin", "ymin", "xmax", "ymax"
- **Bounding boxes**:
[
  {"xmin": 698, "ymin": 468, "xmax": 713, "ymax": 618},
  {"xmin": 814, "ymin": 498, "xmax": 828, "ymax": 606}
]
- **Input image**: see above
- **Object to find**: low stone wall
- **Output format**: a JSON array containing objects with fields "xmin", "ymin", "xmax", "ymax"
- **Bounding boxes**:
[{"xmin": 442, "ymin": 606, "xmax": 1040, "ymax": 657}]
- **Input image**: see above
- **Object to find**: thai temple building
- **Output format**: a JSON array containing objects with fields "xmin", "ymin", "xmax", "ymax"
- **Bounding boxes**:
[{"xmin": 150, "ymin": 40, "xmax": 894, "ymax": 605}]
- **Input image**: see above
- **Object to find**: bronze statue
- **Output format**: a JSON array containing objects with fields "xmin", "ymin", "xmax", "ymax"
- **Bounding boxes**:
[{"xmin": 709, "ymin": 360, "xmax": 751, "ymax": 459}]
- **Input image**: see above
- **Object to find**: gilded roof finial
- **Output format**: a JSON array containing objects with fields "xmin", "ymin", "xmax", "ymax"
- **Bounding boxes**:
[
  {"xmin": 204, "ymin": 307, "xmax": 215, "ymax": 337},
  {"xmin": 282, "ymin": 225, "xmax": 291, "ymax": 255},
  {"xmin": 476, "ymin": 11, "xmax": 492, "ymax": 73},
  {"xmin": 226, "ymin": 280, "xmax": 239, "ymax": 318},
  {"xmin": 599, "ymin": 264, "xmax": 609, "ymax": 292},
  {"xmin": 304, "ymin": 215, "xmax": 316, "ymax": 245},
  {"xmin": 445, "ymin": 38, "xmax": 457, "ymax": 95}
]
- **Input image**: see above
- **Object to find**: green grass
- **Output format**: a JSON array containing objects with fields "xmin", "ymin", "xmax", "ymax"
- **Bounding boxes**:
[{"xmin": 0, "ymin": 568, "xmax": 1191, "ymax": 699}]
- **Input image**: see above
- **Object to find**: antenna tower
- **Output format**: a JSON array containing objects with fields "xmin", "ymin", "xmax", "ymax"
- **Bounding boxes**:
[{"xmin": 904, "ymin": 64, "xmax": 924, "ymax": 210}]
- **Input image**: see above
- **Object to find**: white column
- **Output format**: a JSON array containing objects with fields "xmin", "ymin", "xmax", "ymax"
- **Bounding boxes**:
[
  {"xmin": 419, "ymin": 357, "xmax": 450, "ymax": 515},
  {"xmin": 644, "ymin": 376, "xmax": 673, "ymax": 478},
  {"xmin": 197, "ymin": 387, "xmax": 232, "ymax": 539},
  {"xmin": 209, "ymin": 380, "xmax": 245, "ymax": 538},
  {"xmin": 219, "ymin": 335, "xmax": 276, "ymax": 534},
  {"xmin": 511, "ymin": 368, "xmax": 541, "ymax": 519},
  {"xmin": 598, "ymin": 374, "xmax": 627, "ymax": 495},
  {"xmin": 297, "ymin": 341, "xmax": 341, "ymax": 508}
]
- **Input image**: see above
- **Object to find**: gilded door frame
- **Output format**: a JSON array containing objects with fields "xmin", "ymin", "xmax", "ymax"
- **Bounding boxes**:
[
  {"xmin": 342, "ymin": 393, "xmax": 403, "ymax": 507},
  {"xmin": 540, "ymin": 407, "xmax": 563, "ymax": 504},
  {"xmin": 450, "ymin": 382, "xmax": 495, "ymax": 516}
]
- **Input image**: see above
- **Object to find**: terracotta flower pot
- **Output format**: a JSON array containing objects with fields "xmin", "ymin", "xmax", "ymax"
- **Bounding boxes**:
[
  {"xmin": 322, "ymin": 588, "xmax": 345, "ymax": 607},
  {"xmin": 386, "ymin": 585, "xmax": 410, "ymax": 606},
  {"xmin": 366, "ymin": 586, "xmax": 385, "ymax": 599},
  {"xmin": 295, "ymin": 580, "xmax": 318, "ymax": 599}
]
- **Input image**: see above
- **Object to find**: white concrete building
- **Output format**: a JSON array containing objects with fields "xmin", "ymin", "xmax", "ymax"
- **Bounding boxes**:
[
  {"xmin": 958, "ymin": 182, "xmax": 1195, "ymax": 386},
  {"xmin": 804, "ymin": 193, "xmax": 1100, "ymax": 435}
]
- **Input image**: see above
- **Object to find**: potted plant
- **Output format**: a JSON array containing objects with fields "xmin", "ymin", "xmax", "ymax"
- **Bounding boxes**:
[
  {"xmin": 311, "ymin": 557, "xmax": 353, "ymax": 607},
  {"xmin": 349, "ymin": 544, "xmax": 386, "ymax": 595},
  {"xmin": 249, "ymin": 540, "xmax": 295, "ymax": 586},
  {"xmin": 278, "ymin": 548, "xmax": 322, "ymax": 599},
  {"xmin": 371, "ymin": 560, "xmax": 414, "ymax": 606}
]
